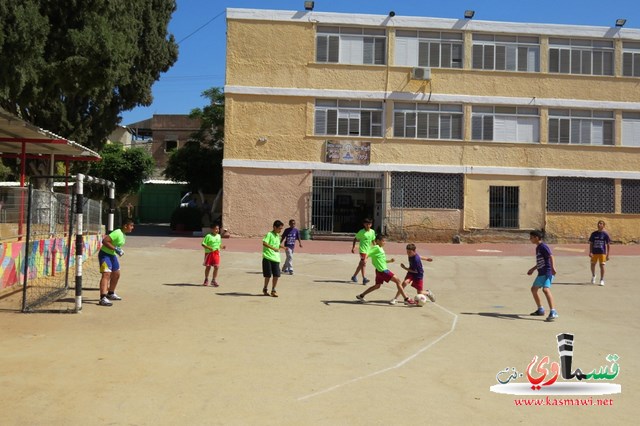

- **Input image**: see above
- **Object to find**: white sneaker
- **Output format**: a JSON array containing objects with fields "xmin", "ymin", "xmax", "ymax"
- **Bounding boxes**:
[
  {"xmin": 389, "ymin": 299, "xmax": 397, "ymax": 305},
  {"xmin": 591, "ymin": 276, "xmax": 596, "ymax": 284},
  {"xmin": 99, "ymin": 296, "xmax": 113, "ymax": 306},
  {"xmin": 425, "ymin": 289, "xmax": 436, "ymax": 303},
  {"xmin": 106, "ymin": 293, "xmax": 122, "ymax": 301},
  {"xmin": 599, "ymin": 280, "xmax": 605, "ymax": 286}
]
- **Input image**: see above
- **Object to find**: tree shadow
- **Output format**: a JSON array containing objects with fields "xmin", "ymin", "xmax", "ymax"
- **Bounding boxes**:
[{"xmin": 461, "ymin": 312, "xmax": 542, "ymax": 321}]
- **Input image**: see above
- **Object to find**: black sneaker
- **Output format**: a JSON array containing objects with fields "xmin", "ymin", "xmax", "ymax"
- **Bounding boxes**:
[{"xmin": 530, "ymin": 307, "xmax": 545, "ymax": 316}]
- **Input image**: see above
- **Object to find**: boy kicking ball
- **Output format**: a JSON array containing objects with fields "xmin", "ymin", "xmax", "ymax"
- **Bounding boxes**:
[
  {"xmin": 390, "ymin": 243, "xmax": 436, "ymax": 305},
  {"xmin": 356, "ymin": 235, "xmax": 415, "ymax": 305},
  {"xmin": 527, "ymin": 230, "xmax": 558, "ymax": 321}
]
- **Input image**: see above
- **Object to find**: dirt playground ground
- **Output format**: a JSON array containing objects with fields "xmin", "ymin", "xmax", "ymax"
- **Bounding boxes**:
[{"xmin": 1, "ymin": 227, "xmax": 638, "ymax": 425}]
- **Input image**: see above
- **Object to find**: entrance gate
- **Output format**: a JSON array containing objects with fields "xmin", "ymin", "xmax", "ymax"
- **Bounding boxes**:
[{"xmin": 311, "ymin": 171, "xmax": 384, "ymax": 234}]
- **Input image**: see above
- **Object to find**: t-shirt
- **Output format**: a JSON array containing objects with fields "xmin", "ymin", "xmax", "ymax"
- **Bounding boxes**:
[
  {"xmin": 262, "ymin": 231, "xmax": 281, "ymax": 262},
  {"xmin": 355, "ymin": 228, "xmax": 376, "ymax": 254},
  {"xmin": 407, "ymin": 254, "xmax": 424, "ymax": 279},
  {"xmin": 281, "ymin": 227, "xmax": 300, "ymax": 249},
  {"xmin": 367, "ymin": 245, "xmax": 387, "ymax": 272},
  {"xmin": 202, "ymin": 233, "xmax": 221, "ymax": 253},
  {"xmin": 100, "ymin": 229, "xmax": 126, "ymax": 256},
  {"xmin": 535, "ymin": 243, "xmax": 553, "ymax": 277},
  {"xmin": 589, "ymin": 231, "xmax": 610, "ymax": 254}
]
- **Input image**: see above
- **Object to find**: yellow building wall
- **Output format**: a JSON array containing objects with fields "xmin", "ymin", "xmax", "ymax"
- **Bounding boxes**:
[
  {"xmin": 464, "ymin": 175, "xmax": 545, "ymax": 230},
  {"xmin": 222, "ymin": 168, "xmax": 312, "ymax": 237},
  {"xmin": 546, "ymin": 214, "xmax": 640, "ymax": 244}
]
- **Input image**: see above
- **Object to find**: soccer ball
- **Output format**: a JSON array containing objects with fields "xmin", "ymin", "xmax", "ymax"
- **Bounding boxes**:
[{"xmin": 414, "ymin": 294, "xmax": 428, "ymax": 307}]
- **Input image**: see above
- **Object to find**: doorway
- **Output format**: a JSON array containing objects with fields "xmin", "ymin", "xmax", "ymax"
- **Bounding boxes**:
[{"xmin": 311, "ymin": 171, "xmax": 384, "ymax": 234}]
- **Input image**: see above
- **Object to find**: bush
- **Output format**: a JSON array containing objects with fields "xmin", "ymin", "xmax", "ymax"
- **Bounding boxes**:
[{"xmin": 170, "ymin": 206, "xmax": 202, "ymax": 231}]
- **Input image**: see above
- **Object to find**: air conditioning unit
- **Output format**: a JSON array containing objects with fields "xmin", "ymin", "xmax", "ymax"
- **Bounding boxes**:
[{"xmin": 411, "ymin": 66, "xmax": 431, "ymax": 80}]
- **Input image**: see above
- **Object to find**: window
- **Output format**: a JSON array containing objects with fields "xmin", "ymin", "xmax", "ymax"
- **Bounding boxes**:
[
  {"xmin": 393, "ymin": 103, "xmax": 463, "ymax": 139},
  {"xmin": 390, "ymin": 172, "xmax": 463, "ymax": 209},
  {"xmin": 471, "ymin": 106, "xmax": 539, "ymax": 142},
  {"xmin": 316, "ymin": 26, "xmax": 386, "ymax": 65},
  {"xmin": 548, "ymin": 38, "xmax": 613, "ymax": 75},
  {"xmin": 547, "ymin": 177, "xmax": 614, "ymax": 213},
  {"xmin": 623, "ymin": 42, "xmax": 640, "ymax": 77},
  {"xmin": 622, "ymin": 180, "xmax": 640, "ymax": 213},
  {"xmin": 489, "ymin": 186, "xmax": 519, "ymax": 228},
  {"xmin": 164, "ymin": 140, "xmax": 177, "ymax": 152},
  {"xmin": 472, "ymin": 34, "xmax": 540, "ymax": 72},
  {"xmin": 395, "ymin": 30, "xmax": 463, "ymax": 68},
  {"xmin": 622, "ymin": 112, "xmax": 640, "ymax": 147},
  {"xmin": 314, "ymin": 100, "xmax": 383, "ymax": 137},
  {"xmin": 548, "ymin": 109, "xmax": 614, "ymax": 145}
]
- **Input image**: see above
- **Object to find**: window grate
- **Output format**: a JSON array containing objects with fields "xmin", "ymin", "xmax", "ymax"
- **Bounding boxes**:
[
  {"xmin": 489, "ymin": 186, "xmax": 519, "ymax": 228},
  {"xmin": 390, "ymin": 172, "xmax": 463, "ymax": 209},
  {"xmin": 622, "ymin": 180, "xmax": 640, "ymax": 213},
  {"xmin": 547, "ymin": 177, "xmax": 614, "ymax": 213}
]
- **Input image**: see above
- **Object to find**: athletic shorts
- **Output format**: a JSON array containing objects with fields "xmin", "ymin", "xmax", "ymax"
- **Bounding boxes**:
[
  {"xmin": 262, "ymin": 258, "xmax": 281, "ymax": 278},
  {"xmin": 590, "ymin": 254, "xmax": 607, "ymax": 265},
  {"xmin": 98, "ymin": 251, "xmax": 120, "ymax": 273},
  {"xmin": 203, "ymin": 250, "xmax": 220, "ymax": 267},
  {"xmin": 404, "ymin": 274, "xmax": 424, "ymax": 292},
  {"xmin": 532, "ymin": 275, "xmax": 553, "ymax": 289},
  {"xmin": 375, "ymin": 269, "xmax": 394, "ymax": 285}
]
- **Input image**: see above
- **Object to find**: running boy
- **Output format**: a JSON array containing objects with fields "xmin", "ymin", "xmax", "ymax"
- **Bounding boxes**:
[
  {"xmin": 351, "ymin": 218, "xmax": 376, "ymax": 284},
  {"xmin": 527, "ymin": 230, "xmax": 558, "ymax": 321},
  {"xmin": 262, "ymin": 220, "xmax": 285, "ymax": 297},
  {"xmin": 588, "ymin": 220, "xmax": 611, "ymax": 286},
  {"xmin": 356, "ymin": 235, "xmax": 415, "ymax": 305},
  {"xmin": 390, "ymin": 243, "xmax": 436, "ymax": 305},
  {"xmin": 281, "ymin": 219, "xmax": 303, "ymax": 275},
  {"xmin": 202, "ymin": 223, "xmax": 226, "ymax": 287}
]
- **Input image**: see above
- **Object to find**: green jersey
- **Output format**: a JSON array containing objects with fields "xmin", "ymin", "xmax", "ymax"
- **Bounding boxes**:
[
  {"xmin": 262, "ymin": 231, "xmax": 281, "ymax": 262},
  {"xmin": 355, "ymin": 228, "xmax": 376, "ymax": 254},
  {"xmin": 368, "ymin": 244, "xmax": 387, "ymax": 272},
  {"xmin": 101, "ymin": 229, "xmax": 126, "ymax": 255},
  {"xmin": 202, "ymin": 233, "xmax": 221, "ymax": 253}
]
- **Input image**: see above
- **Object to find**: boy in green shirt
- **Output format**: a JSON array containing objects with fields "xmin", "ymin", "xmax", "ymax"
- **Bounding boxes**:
[
  {"xmin": 98, "ymin": 219, "xmax": 134, "ymax": 306},
  {"xmin": 351, "ymin": 218, "xmax": 376, "ymax": 285},
  {"xmin": 262, "ymin": 220, "xmax": 285, "ymax": 297},
  {"xmin": 356, "ymin": 235, "xmax": 416, "ymax": 305},
  {"xmin": 202, "ymin": 224, "xmax": 226, "ymax": 287}
]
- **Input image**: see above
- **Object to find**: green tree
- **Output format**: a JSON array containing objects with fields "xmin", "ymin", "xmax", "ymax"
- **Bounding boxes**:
[
  {"xmin": 164, "ymin": 88, "xmax": 224, "ymax": 195},
  {"xmin": 0, "ymin": 0, "xmax": 178, "ymax": 150},
  {"xmin": 88, "ymin": 142, "xmax": 155, "ymax": 204}
]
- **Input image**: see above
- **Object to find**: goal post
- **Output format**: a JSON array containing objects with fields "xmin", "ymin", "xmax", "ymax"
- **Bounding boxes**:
[{"xmin": 74, "ymin": 173, "xmax": 115, "ymax": 312}]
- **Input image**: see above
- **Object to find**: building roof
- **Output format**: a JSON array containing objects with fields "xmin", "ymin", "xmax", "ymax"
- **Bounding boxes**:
[{"xmin": 0, "ymin": 107, "xmax": 100, "ymax": 161}]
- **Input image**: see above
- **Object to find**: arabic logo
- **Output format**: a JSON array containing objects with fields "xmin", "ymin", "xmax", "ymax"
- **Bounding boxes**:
[{"xmin": 490, "ymin": 333, "xmax": 621, "ymax": 395}]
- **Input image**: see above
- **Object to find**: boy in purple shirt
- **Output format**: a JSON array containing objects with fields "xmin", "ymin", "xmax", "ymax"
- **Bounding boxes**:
[
  {"xmin": 281, "ymin": 219, "xmax": 303, "ymax": 275},
  {"xmin": 588, "ymin": 220, "xmax": 611, "ymax": 286},
  {"xmin": 527, "ymin": 230, "xmax": 558, "ymax": 321},
  {"xmin": 390, "ymin": 243, "xmax": 436, "ymax": 305}
]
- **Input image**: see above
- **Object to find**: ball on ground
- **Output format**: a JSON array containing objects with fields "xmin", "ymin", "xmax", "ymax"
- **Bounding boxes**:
[{"xmin": 414, "ymin": 294, "xmax": 428, "ymax": 307}]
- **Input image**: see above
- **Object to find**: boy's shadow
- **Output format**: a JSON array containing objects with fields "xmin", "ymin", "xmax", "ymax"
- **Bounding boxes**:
[
  {"xmin": 322, "ymin": 300, "xmax": 393, "ymax": 306},
  {"xmin": 461, "ymin": 312, "xmax": 541, "ymax": 321},
  {"xmin": 314, "ymin": 279, "xmax": 360, "ymax": 284}
]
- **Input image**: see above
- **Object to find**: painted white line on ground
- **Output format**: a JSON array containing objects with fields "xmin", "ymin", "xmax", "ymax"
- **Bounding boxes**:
[
  {"xmin": 476, "ymin": 249, "xmax": 502, "ymax": 253},
  {"xmin": 297, "ymin": 302, "xmax": 459, "ymax": 401}
]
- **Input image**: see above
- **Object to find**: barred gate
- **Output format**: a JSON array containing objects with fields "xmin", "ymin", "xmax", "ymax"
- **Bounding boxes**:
[{"xmin": 311, "ymin": 171, "xmax": 385, "ymax": 234}]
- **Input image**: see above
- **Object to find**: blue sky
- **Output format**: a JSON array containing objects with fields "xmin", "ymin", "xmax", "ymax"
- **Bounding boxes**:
[{"xmin": 120, "ymin": 0, "xmax": 640, "ymax": 125}]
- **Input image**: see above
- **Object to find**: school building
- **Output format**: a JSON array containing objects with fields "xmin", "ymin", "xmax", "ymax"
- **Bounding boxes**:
[{"xmin": 223, "ymin": 8, "xmax": 640, "ymax": 242}]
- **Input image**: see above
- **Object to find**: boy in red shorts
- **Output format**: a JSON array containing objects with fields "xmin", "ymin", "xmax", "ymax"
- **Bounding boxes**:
[
  {"xmin": 390, "ymin": 243, "xmax": 436, "ymax": 305},
  {"xmin": 202, "ymin": 224, "xmax": 225, "ymax": 287},
  {"xmin": 356, "ymin": 235, "xmax": 415, "ymax": 305}
]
